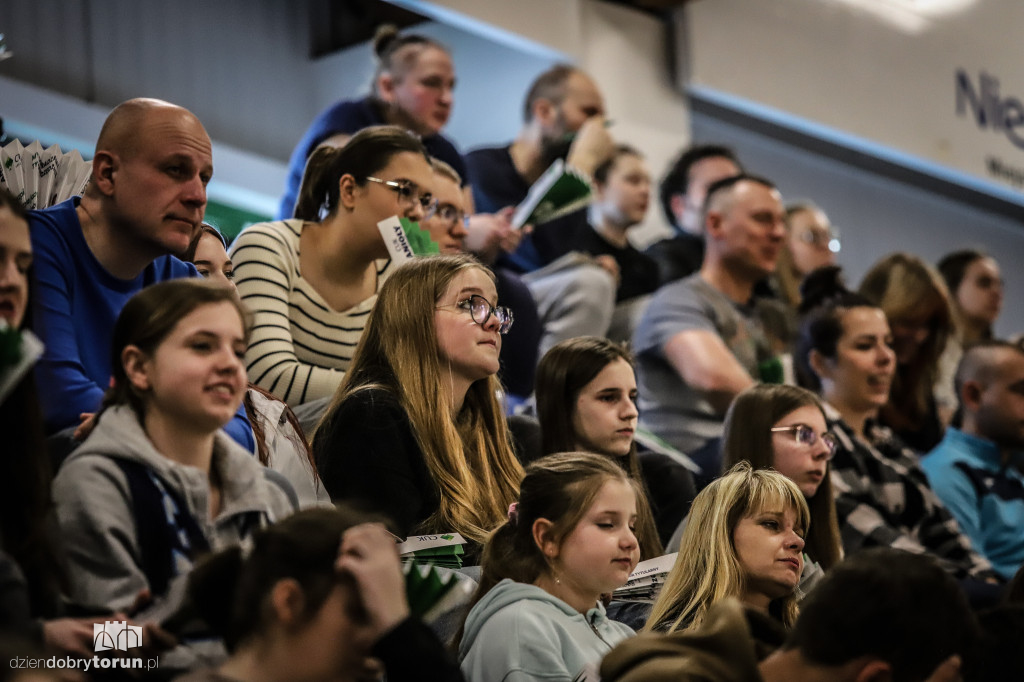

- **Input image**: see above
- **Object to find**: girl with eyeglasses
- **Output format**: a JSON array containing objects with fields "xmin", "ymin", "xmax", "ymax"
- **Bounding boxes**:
[
  {"xmin": 775, "ymin": 203, "xmax": 838, "ymax": 311},
  {"xmin": 311, "ymin": 255, "xmax": 522, "ymax": 554},
  {"xmin": 720, "ymin": 384, "xmax": 843, "ymax": 588},
  {"xmin": 230, "ymin": 125, "xmax": 434, "ymax": 409}
]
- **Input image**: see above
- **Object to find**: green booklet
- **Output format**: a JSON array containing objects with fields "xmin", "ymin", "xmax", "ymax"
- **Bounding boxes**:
[
  {"xmin": 398, "ymin": 533, "xmax": 467, "ymax": 570},
  {"xmin": 377, "ymin": 216, "xmax": 441, "ymax": 264},
  {"xmin": 403, "ymin": 561, "xmax": 476, "ymax": 624},
  {"xmin": 511, "ymin": 159, "xmax": 593, "ymax": 229}
]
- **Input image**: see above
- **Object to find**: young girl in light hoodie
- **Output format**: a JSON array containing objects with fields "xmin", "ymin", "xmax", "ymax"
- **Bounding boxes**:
[
  {"xmin": 457, "ymin": 452, "xmax": 640, "ymax": 682},
  {"xmin": 52, "ymin": 280, "xmax": 296, "ymax": 620}
]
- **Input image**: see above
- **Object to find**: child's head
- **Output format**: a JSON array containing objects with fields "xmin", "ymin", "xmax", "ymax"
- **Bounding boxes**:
[
  {"xmin": 534, "ymin": 338, "xmax": 666, "ymax": 559},
  {"xmin": 536, "ymin": 337, "xmax": 637, "ymax": 458},
  {"xmin": 184, "ymin": 223, "xmax": 235, "ymax": 293},
  {"xmin": 722, "ymin": 384, "xmax": 831, "ymax": 498},
  {"xmin": 105, "ymin": 279, "xmax": 250, "ymax": 429},
  {"xmin": 591, "ymin": 145, "xmax": 650, "ymax": 230},
  {"xmin": 188, "ymin": 507, "xmax": 385, "ymax": 678},
  {"xmin": 788, "ymin": 548, "xmax": 976, "ymax": 682},
  {"xmin": 478, "ymin": 452, "xmax": 640, "ymax": 608},
  {"xmin": 343, "ymin": 254, "xmax": 507, "ymax": 413},
  {"xmin": 647, "ymin": 462, "xmax": 809, "ymax": 633}
]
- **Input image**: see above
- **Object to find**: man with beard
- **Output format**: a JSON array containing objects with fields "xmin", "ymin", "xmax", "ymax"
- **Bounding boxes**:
[
  {"xmin": 923, "ymin": 340, "xmax": 1024, "ymax": 580},
  {"xmin": 465, "ymin": 65, "xmax": 621, "ymax": 356}
]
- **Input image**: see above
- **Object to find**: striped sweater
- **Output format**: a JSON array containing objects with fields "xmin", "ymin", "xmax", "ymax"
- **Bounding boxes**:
[{"xmin": 229, "ymin": 219, "xmax": 391, "ymax": 406}]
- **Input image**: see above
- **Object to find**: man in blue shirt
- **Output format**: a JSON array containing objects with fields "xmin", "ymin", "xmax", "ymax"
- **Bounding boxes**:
[
  {"xmin": 923, "ymin": 340, "xmax": 1024, "ymax": 580},
  {"xmin": 30, "ymin": 98, "xmax": 254, "ymax": 451}
]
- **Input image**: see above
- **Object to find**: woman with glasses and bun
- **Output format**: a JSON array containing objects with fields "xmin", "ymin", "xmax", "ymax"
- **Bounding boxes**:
[
  {"xmin": 720, "ymin": 384, "xmax": 843, "ymax": 590},
  {"xmin": 278, "ymin": 25, "xmax": 463, "ymax": 221},
  {"xmin": 311, "ymin": 255, "xmax": 522, "ymax": 556},
  {"xmin": 231, "ymin": 125, "xmax": 433, "ymax": 409}
]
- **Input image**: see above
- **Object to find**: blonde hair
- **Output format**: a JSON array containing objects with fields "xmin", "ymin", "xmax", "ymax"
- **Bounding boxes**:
[
  {"xmin": 645, "ymin": 462, "xmax": 810, "ymax": 633},
  {"xmin": 859, "ymin": 253, "xmax": 954, "ymax": 423},
  {"xmin": 315, "ymin": 255, "xmax": 522, "ymax": 544}
]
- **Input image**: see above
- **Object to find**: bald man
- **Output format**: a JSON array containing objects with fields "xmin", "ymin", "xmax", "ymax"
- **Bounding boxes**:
[
  {"xmin": 29, "ymin": 98, "xmax": 254, "ymax": 451},
  {"xmin": 923, "ymin": 340, "xmax": 1024, "ymax": 580}
]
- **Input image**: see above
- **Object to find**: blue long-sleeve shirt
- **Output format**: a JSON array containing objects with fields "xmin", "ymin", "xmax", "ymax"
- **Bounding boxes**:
[
  {"xmin": 923, "ymin": 427, "xmax": 1024, "ymax": 580},
  {"xmin": 29, "ymin": 198, "xmax": 254, "ymax": 452}
]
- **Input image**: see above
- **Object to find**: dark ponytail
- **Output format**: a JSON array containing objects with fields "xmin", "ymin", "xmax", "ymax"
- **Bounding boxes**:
[
  {"xmin": 795, "ymin": 266, "xmax": 875, "ymax": 391},
  {"xmin": 292, "ymin": 125, "xmax": 430, "ymax": 221}
]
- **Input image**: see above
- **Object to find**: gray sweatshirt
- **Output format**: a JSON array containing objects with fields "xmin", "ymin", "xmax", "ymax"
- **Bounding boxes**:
[{"xmin": 52, "ymin": 405, "xmax": 296, "ymax": 613}]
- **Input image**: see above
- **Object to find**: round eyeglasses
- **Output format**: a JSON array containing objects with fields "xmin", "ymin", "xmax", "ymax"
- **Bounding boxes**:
[
  {"xmin": 437, "ymin": 294, "xmax": 514, "ymax": 334},
  {"xmin": 426, "ymin": 202, "xmax": 468, "ymax": 229},
  {"xmin": 799, "ymin": 227, "xmax": 841, "ymax": 254},
  {"xmin": 770, "ymin": 424, "xmax": 837, "ymax": 457},
  {"xmin": 365, "ymin": 176, "xmax": 434, "ymax": 211}
]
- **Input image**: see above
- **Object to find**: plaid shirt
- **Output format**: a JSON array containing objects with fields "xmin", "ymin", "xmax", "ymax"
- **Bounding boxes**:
[{"xmin": 825, "ymin": 406, "xmax": 996, "ymax": 581}]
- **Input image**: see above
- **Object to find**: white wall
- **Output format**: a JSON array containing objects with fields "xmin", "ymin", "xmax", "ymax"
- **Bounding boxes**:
[{"xmin": 681, "ymin": 0, "xmax": 1024, "ymax": 201}]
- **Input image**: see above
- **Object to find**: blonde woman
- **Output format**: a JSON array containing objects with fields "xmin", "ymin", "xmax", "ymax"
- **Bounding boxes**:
[
  {"xmin": 645, "ymin": 462, "xmax": 809, "ymax": 633},
  {"xmin": 311, "ymin": 255, "xmax": 522, "ymax": 550},
  {"xmin": 858, "ymin": 253, "xmax": 955, "ymax": 452}
]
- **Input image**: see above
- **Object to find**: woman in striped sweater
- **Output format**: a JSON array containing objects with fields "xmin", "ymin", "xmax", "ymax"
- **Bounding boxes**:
[{"xmin": 230, "ymin": 125, "xmax": 433, "ymax": 407}]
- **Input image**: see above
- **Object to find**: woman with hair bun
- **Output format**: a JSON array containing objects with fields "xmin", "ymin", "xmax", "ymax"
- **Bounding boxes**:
[
  {"xmin": 231, "ymin": 125, "xmax": 433, "ymax": 408},
  {"xmin": 178, "ymin": 507, "xmax": 464, "ymax": 682},
  {"xmin": 278, "ymin": 25, "xmax": 462, "ymax": 220}
]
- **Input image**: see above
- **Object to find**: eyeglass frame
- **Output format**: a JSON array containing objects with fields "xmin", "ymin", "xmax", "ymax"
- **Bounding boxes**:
[
  {"xmin": 425, "ymin": 201, "xmax": 469, "ymax": 229},
  {"xmin": 770, "ymin": 424, "xmax": 837, "ymax": 458},
  {"xmin": 798, "ymin": 226, "xmax": 841, "ymax": 253},
  {"xmin": 364, "ymin": 176, "xmax": 434, "ymax": 211},
  {"xmin": 436, "ymin": 294, "xmax": 514, "ymax": 335}
]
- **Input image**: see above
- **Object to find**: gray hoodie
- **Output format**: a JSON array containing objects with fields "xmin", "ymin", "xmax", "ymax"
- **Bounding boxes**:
[
  {"xmin": 458, "ymin": 579, "xmax": 635, "ymax": 682},
  {"xmin": 52, "ymin": 405, "xmax": 296, "ymax": 613}
]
